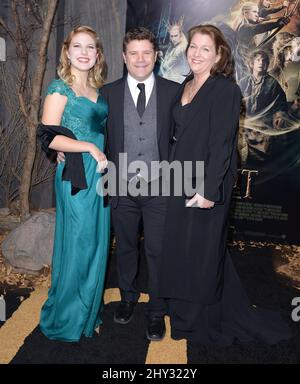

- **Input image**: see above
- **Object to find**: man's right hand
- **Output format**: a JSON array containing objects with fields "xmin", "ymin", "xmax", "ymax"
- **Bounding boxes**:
[{"xmin": 57, "ymin": 151, "xmax": 65, "ymax": 164}]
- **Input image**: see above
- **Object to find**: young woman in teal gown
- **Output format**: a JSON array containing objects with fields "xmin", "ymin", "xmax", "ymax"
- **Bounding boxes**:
[{"xmin": 39, "ymin": 26, "xmax": 110, "ymax": 342}]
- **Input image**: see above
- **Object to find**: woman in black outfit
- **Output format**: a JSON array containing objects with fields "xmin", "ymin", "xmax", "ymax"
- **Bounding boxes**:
[{"xmin": 159, "ymin": 24, "xmax": 290, "ymax": 346}]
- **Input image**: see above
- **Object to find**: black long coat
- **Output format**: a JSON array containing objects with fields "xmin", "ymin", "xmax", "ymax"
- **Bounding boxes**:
[{"xmin": 159, "ymin": 74, "xmax": 242, "ymax": 305}]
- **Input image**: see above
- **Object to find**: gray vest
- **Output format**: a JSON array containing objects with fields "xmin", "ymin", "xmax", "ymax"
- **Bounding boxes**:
[{"xmin": 123, "ymin": 81, "xmax": 160, "ymax": 182}]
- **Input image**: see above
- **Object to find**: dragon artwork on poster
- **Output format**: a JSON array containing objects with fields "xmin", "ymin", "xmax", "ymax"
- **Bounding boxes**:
[{"xmin": 126, "ymin": 0, "xmax": 300, "ymax": 243}]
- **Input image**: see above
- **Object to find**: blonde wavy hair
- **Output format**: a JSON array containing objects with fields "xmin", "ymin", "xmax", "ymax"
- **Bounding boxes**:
[
  {"xmin": 58, "ymin": 25, "xmax": 107, "ymax": 88},
  {"xmin": 231, "ymin": 2, "xmax": 258, "ymax": 31}
]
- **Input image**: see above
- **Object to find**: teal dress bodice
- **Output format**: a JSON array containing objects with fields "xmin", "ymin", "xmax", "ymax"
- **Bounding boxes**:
[{"xmin": 39, "ymin": 79, "xmax": 110, "ymax": 342}]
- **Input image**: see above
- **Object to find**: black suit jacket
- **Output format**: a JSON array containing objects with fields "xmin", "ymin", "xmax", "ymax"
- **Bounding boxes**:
[
  {"xmin": 159, "ymin": 75, "xmax": 242, "ymax": 304},
  {"xmin": 101, "ymin": 74, "xmax": 180, "ymax": 206},
  {"xmin": 170, "ymin": 74, "xmax": 242, "ymax": 203}
]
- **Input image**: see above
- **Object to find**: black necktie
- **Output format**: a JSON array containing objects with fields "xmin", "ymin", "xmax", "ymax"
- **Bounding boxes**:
[{"xmin": 137, "ymin": 83, "xmax": 146, "ymax": 117}]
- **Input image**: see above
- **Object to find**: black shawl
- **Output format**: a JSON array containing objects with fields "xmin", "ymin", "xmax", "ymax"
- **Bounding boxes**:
[{"xmin": 37, "ymin": 124, "xmax": 87, "ymax": 195}]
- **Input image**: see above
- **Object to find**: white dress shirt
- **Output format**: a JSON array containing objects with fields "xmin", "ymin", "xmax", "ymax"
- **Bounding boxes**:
[{"xmin": 127, "ymin": 72, "xmax": 155, "ymax": 107}]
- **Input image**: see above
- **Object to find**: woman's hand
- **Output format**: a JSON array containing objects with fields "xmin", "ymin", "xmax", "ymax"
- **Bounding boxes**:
[
  {"xmin": 186, "ymin": 193, "xmax": 215, "ymax": 209},
  {"xmin": 57, "ymin": 151, "xmax": 65, "ymax": 164},
  {"xmin": 88, "ymin": 143, "xmax": 108, "ymax": 172},
  {"xmin": 55, "ymin": 144, "xmax": 107, "ymax": 171}
]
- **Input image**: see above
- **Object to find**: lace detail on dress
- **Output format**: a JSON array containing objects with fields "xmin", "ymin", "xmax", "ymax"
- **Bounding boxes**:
[
  {"xmin": 46, "ymin": 79, "xmax": 71, "ymax": 97},
  {"xmin": 45, "ymin": 79, "xmax": 107, "ymax": 140}
]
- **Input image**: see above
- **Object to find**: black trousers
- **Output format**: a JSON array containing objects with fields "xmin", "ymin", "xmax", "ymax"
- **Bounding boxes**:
[{"xmin": 111, "ymin": 194, "xmax": 167, "ymax": 317}]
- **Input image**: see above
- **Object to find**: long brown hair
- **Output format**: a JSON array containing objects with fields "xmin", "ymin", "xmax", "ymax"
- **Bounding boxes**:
[
  {"xmin": 187, "ymin": 24, "xmax": 234, "ymax": 78},
  {"xmin": 58, "ymin": 25, "xmax": 107, "ymax": 88}
]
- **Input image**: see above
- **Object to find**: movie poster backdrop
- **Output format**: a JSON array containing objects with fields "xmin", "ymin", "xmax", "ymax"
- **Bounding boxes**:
[{"xmin": 126, "ymin": 0, "xmax": 300, "ymax": 243}]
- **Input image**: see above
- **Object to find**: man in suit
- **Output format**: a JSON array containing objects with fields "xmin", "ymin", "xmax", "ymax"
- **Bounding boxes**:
[{"xmin": 101, "ymin": 27, "xmax": 180, "ymax": 341}]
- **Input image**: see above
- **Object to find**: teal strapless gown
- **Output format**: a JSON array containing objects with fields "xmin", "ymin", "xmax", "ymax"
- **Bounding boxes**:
[{"xmin": 39, "ymin": 79, "xmax": 110, "ymax": 342}]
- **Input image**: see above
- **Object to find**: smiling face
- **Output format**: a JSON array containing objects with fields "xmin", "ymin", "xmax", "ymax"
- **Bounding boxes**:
[
  {"xmin": 123, "ymin": 39, "xmax": 157, "ymax": 81},
  {"xmin": 67, "ymin": 32, "xmax": 98, "ymax": 72},
  {"xmin": 186, "ymin": 33, "xmax": 220, "ymax": 77}
]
